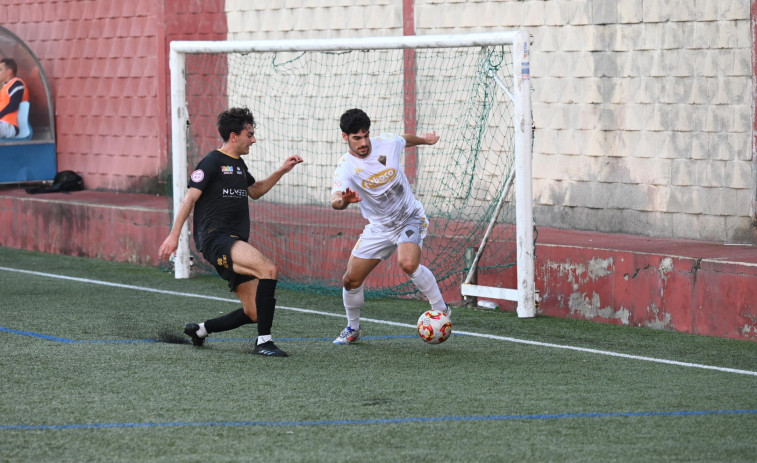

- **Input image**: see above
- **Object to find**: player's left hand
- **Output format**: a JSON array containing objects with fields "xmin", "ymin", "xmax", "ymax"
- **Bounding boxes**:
[{"xmin": 422, "ymin": 131, "xmax": 440, "ymax": 145}]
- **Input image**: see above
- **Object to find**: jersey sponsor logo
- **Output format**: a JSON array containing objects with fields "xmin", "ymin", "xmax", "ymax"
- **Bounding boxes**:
[
  {"xmin": 361, "ymin": 168, "xmax": 396, "ymax": 189},
  {"xmin": 190, "ymin": 169, "xmax": 205, "ymax": 183},
  {"xmin": 222, "ymin": 166, "xmax": 234, "ymax": 174},
  {"xmin": 222, "ymin": 188, "xmax": 247, "ymax": 198}
]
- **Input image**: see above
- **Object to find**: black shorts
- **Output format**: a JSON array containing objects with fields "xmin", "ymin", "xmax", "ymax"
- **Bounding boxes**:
[{"xmin": 200, "ymin": 232, "xmax": 256, "ymax": 292}]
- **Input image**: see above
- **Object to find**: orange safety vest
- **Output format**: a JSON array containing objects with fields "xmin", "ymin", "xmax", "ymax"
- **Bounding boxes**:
[{"xmin": 0, "ymin": 77, "xmax": 29, "ymax": 128}]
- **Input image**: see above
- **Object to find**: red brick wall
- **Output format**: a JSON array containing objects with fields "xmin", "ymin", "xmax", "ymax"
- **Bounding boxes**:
[{"xmin": 2, "ymin": 0, "xmax": 226, "ymax": 193}]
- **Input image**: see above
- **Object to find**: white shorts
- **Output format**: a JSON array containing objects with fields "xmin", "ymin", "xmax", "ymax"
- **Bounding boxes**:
[
  {"xmin": 351, "ymin": 216, "xmax": 429, "ymax": 261},
  {"xmin": 0, "ymin": 121, "xmax": 17, "ymax": 138}
]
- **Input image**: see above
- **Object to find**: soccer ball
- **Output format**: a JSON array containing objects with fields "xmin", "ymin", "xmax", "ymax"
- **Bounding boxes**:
[{"xmin": 417, "ymin": 310, "xmax": 452, "ymax": 344}]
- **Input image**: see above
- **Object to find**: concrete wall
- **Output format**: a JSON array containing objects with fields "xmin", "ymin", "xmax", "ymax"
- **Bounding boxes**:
[
  {"xmin": 224, "ymin": 0, "xmax": 756, "ymax": 244},
  {"xmin": 1, "ymin": 0, "xmax": 755, "ymax": 243}
]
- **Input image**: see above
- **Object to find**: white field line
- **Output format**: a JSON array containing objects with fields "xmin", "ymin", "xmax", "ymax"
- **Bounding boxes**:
[{"xmin": 2, "ymin": 266, "xmax": 756, "ymax": 377}]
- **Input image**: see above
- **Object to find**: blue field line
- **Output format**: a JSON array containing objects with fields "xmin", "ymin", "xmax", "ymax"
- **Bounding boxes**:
[
  {"xmin": 2, "ymin": 409, "xmax": 756, "ymax": 431},
  {"xmin": 76, "ymin": 335, "xmax": 422, "ymax": 343},
  {"xmin": 0, "ymin": 326, "xmax": 77, "ymax": 343},
  {"xmin": 0, "ymin": 326, "xmax": 424, "ymax": 344},
  {"xmin": 169, "ymin": 334, "xmax": 424, "ymax": 343}
]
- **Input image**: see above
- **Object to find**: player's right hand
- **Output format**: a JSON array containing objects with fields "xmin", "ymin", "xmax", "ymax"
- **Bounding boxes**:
[
  {"xmin": 342, "ymin": 187, "xmax": 362, "ymax": 204},
  {"xmin": 158, "ymin": 235, "xmax": 178, "ymax": 261}
]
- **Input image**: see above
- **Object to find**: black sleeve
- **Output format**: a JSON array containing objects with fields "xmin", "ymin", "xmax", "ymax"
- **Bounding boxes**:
[{"xmin": 188, "ymin": 155, "xmax": 216, "ymax": 191}]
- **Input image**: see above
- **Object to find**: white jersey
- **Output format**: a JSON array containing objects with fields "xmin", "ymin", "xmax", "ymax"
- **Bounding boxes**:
[{"xmin": 332, "ymin": 133, "xmax": 425, "ymax": 231}]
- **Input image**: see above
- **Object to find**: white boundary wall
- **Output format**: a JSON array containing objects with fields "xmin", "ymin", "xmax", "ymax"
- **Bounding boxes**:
[{"xmin": 224, "ymin": 0, "xmax": 755, "ymax": 244}]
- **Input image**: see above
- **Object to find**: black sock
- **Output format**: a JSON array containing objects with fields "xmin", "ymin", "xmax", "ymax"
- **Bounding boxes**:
[
  {"xmin": 256, "ymin": 279, "xmax": 277, "ymax": 337},
  {"xmin": 204, "ymin": 308, "xmax": 253, "ymax": 333}
]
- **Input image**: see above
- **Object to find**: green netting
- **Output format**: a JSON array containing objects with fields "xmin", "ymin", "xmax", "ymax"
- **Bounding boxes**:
[{"xmin": 182, "ymin": 44, "xmax": 519, "ymax": 299}]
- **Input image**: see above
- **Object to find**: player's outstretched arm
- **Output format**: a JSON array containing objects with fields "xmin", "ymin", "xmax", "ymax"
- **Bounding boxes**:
[
  {"xmin": 402, "ymin": 131, "xmax": 440, "ymax": 148},
  {"xmin": 248, "ymin": 155, "xmax": 304, "ymax": 200},
  {"xmin": 331, "ymin": 187, "xmax": 361, "ymax": 210},
  {"xmin": 158, "ymin": 187, "xmax": 202, "ymax": 261}
]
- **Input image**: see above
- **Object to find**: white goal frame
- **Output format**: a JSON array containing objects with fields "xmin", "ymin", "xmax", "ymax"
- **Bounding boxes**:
[{"xmin": 168, "ymin": 31, "xmax": 536, "ymax": 318}]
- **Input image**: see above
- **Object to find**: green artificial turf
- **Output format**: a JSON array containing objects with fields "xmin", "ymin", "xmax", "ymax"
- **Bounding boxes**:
[{"xmin": 1, "ymin": 247, "xmax": 756, "ymax": 462}]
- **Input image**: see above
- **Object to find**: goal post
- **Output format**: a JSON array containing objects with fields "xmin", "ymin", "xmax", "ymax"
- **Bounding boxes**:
[{"xmin": 169, "ymin": 31, "xmax": 536, "ymax": 318}]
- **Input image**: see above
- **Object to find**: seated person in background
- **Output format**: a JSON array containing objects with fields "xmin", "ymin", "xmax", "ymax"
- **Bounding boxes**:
[{"xmin": 0, "ymin": 58, "xmax": 29, "ymax": 139}]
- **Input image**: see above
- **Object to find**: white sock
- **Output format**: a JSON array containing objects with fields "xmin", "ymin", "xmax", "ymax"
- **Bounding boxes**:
[
  {"xmin": 257, "ymin": 334, "xmax": 272, "ymax": 345},
  {"xmin": 197, "ymin": 323, "xmax": 208, "ymax": 338},
  {"xmin": 343, "ymin": 285, "xmax": 364, "ymax": 329},
  {"xmin": 411, "ymin": 265, "xmax": 447, "ymax": 311}
]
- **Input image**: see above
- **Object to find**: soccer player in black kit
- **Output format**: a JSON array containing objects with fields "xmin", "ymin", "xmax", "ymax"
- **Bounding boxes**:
[{"xmin": 159, "ymin": 107, "xmax": 303, "ymax": 357}]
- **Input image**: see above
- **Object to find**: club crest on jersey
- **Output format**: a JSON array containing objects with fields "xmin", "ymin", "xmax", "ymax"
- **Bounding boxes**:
[
  {"xmin": 361, "ymin": 168, "xmax": 396, "ymax": 189},
  {"xmin": 378, "ymin": 155, "xmax": 386, "ymax": 166},
  {"xmin": 221, "ymin": 166, "xmax": 234, "ymax": 174},
  {"xmin": 190, "ymin": 169, "xmax": 205, "ymax": 183}
]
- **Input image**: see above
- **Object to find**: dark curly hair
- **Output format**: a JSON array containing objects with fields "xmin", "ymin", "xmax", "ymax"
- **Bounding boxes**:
[
  {"xmin": 217, "ymin": 107, "xmax": 256, "ymax": 142},
  {"xmin": 339, "ymin": 108, "xmax": 371, "ymax": 135}
]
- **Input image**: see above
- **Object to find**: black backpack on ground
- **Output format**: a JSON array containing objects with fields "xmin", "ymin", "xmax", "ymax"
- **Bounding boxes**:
[{"xmin": 25, "ymin": 170, "xmax": 84, "ymax": 194}]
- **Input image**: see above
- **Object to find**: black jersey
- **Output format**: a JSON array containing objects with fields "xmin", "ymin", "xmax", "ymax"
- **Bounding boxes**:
[{"xmin": 188, "ymin": 150, "xmax": 256, "ymax": 252}]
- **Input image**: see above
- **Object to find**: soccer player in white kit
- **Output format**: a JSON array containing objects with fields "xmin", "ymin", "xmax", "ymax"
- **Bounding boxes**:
[{"xmin": 330, "ymin": 108, "xmax": 450, "ymax": 345}]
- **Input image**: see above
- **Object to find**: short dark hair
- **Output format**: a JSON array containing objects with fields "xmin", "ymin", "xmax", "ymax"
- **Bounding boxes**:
[
  {"xmin": 0, "ymin": 58, "xmax": 18, "ymax": 76},
  {"xmin": 340, "ymin": 108, "xmax": 371, "ymax": 135},
  {"xmin": 217, "ymin": 107, "xmax": 256, "ymax": 142}
]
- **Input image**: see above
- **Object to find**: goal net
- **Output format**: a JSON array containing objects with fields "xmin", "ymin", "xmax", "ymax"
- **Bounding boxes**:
[{"xmin": 170, "ymin": 32, "xmax": 536, "ymax": 317}]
